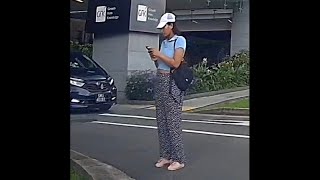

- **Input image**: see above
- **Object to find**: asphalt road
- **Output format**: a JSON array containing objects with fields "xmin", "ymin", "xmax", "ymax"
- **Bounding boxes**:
[{"xmin": 71, "ymin": 105, "xmax": 249, "ymax": 180}]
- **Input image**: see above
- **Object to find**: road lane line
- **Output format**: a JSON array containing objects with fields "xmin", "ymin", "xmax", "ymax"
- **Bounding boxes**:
[
  {"xmin": 182, "ymin": 119, "xmax": 249, "ymax": 126},
  {"xmin": 91, "ymin": 121, "xmax": 249, "ymax": 139},
  {"xmin": 100, "ymin": 113, "xmax": 156, "ymax": 120},
  {"xmin": 99, "ymin": 113, "xmax": 249, "ymax": 126}
]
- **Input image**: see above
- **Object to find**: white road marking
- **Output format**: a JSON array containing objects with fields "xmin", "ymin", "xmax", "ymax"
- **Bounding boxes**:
[
  {"xmin": 182, "ymin": 112, "xmax": 249, "ymax": 119},
  {"xmin": 92, "ymin": 121, "xmax": 157, "ymax": 129},
  {"xmin": 100, "ymin": 113, "xmax": 155, "ymax": 120},
  {"xmin": 91, "ymin": 121, "xmax": 249, "ymax": 139},
  {"xmin": 182, "ymin": 119, "xmax": 249, "ymax": 126},
  {"xmin": 99, "ymin": 113, "xmax": 249, "ymax": 126},
  {"xmin": 182, "ymin": 129, "xmax": 249, "ymax": 139}
]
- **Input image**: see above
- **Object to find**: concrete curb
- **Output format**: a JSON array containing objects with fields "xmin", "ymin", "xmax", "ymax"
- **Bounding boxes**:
[
  {"xmin": 182, "ymin": 112, "xmax": 249, "ymax": 120},
  {"xmin": 71, "ymin": 159, "xmax": 93, "ymax": 180},
  {"xmin": 198, "ymin": 108, "xmax": 250, "ymax": 116},
  {"xmin": 122, "ymin": 86, "xmax": 249, "ymax": 105},
  {"xmin": 182, "ymin": 95, "xmax": 249, "ymax": 112},
  {"xmin": 184, "ymin": 86, "xmax": 249, "ymax": 100},
  {"xmin": 70, "ymin": 150, "xmax": 135, "ymax": 180},
  {"xmin": 185, "ymin": 96, "xmax": 248, "ymax": 112}
]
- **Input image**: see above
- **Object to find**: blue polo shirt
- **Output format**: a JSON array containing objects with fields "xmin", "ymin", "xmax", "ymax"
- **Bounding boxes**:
[{"xmin": 157, "ymin": 35, "xmax": 187, "ymax": 72}]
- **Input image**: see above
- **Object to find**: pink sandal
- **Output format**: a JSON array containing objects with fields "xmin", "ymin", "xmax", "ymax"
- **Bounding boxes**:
[
  {"xmin": 168, "ymin": 162, "xmax": 185, "ymax": 171},
  {"xmin": 155, "ymin": 158, "xmax": 172, "ymax": 168}
]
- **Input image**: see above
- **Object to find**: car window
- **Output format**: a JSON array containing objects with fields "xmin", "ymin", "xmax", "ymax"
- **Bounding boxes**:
[{"xmin": 70, "ymin": 54, "xmax": 98, "ymax": 69}]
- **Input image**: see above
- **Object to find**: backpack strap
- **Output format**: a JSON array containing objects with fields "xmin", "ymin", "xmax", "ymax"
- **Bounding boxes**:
[
  {"xmin": 169, "ymin": 38, "xmax": 183, "ymax": 104},
  {"xmin": 170, "ymin": 39, "xmax": 178, "ymax": 72},
  {"xmin": 169, "ymin": 39, "xmax": 177, "ymax": 95}
]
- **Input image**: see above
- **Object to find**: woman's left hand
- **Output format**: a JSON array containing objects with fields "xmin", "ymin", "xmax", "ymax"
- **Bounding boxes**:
[{"xmin": 150, "ymin": 48, "xmax": 161, "ymax": 58}]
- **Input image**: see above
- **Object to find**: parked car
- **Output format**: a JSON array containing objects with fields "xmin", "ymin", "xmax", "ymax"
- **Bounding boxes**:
[{"xmin": 70, "ymin": 51, "xmax": 117, "ymax": 111}]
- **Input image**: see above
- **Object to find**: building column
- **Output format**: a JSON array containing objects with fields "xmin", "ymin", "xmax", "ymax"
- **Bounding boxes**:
[
  {"xmin": 231, "ymin": 0, "xmax": 249, "ymax": 55},
  {"xmin": 87, "ymin": 0, "xmax": 166, "ymax": 102}
]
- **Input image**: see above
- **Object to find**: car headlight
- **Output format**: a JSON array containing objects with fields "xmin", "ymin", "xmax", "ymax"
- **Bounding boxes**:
[
  {"xmin": 70, "ymin": 78, "xmax": 85, "ymax": 87},
  {"xmin": 107, "ymin": 77, "xmax": 114, "ymax": 85}
]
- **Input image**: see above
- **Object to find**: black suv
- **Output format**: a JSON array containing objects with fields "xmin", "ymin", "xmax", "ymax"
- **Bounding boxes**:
[{"xmin": 70, "ymin": 51, "xmax": 117, "ymax": 111}]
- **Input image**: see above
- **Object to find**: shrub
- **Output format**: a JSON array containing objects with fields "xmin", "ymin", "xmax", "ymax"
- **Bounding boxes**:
[
  {"xmin": 125, "ymin": 70, "xmax": 157, "ymax": 101},
  {"xmin": 70, "ymin": 41, "xmax": 93, "ymax": 58},
  {"xmin": 125, "ymin": 50, "xmax": 249, "ymax": 100},
  {"xmin": 192, "ymin": 50, "xmax": 249, "ymax": 92}
]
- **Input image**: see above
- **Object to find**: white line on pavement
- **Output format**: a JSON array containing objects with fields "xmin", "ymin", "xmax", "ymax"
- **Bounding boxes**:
[
  {"xmin": 183, "ymin": 112, "xmax": 249, "ymax": 119},
  {"xmin": 100, "ymin": 113, "xmax": 155, "ymax": 120},
  {"xmin": 92, "ymin": 121, "xmax": 157, "ymax": 129},
  {"xmin": 91, "ymin": 121, "xmax": 249, "ymax": 139},
  {"xmin": 182, "ymin": 129, "xmax": 249, "ymax": 139},
  {"xmin": 99, "ymin": 113, "xmax": 249, "ymax": 126},
  {"xmin": 182, "ymin": 119, "xmax": 249, "ymax": 126}
]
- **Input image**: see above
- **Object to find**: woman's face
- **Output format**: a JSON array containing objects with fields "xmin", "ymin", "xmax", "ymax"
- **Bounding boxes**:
[{"xmin": 161, "ymin": 24, "xmax": 173, "ymax": 38}]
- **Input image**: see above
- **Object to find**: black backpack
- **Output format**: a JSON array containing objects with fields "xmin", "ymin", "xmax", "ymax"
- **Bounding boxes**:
[{"xmin": 169, "ymin": 39, "xmax": 194, "ymax": 103}]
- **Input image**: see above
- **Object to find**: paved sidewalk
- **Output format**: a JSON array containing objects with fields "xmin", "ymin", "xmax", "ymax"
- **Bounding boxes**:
[
  {"xmin": 146, "ymin": 89, "xmax": 249, "ymax": 111},
  {"xmin": 71, "ymin": 150, "xmax": 135, "ymax": 180}
]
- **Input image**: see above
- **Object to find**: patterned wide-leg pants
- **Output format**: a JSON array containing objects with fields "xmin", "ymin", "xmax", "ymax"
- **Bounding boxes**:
[{"xmin": 154, "ymin": 72, "xmax": 186, "ymax": 164}]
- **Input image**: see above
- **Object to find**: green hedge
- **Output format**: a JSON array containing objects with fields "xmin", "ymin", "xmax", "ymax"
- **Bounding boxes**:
[
  {"xmin": 125, "ymin": 50, "xmax": 249, "ymax": 100},
  {"xmin": 192, "ymin": 50, "xmax": 249, "ymax": 93},
  {"xmin": 69, "ymin": 41, "xmax": 249, "ymax": 101},
  {"xmin": 125, "ymin": 70, "xmax": 156, "ymax": 101},
  {"xmin": 70, "ymin": 41, "xmax": 93, "ymax": 58}
]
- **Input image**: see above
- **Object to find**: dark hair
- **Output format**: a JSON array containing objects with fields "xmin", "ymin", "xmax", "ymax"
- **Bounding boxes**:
[{"xmin": 167, "ymin": 22, "xmax": 181, "ymax": 35}]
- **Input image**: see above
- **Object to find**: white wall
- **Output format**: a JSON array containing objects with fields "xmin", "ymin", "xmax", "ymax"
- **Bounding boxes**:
[{"xmin": 231, "ymin": 0, "xmax": 249, "ymax": 55}]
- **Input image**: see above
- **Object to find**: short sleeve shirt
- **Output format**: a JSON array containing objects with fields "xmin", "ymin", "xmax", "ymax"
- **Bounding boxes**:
[{"xmin": 157, "ymin": 35, "xmax": 187, "ymax": 71}]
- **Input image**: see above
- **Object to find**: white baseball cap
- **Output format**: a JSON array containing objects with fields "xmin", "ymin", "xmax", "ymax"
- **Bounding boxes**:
[{"xmin": 156, "ymin": 13, "xmax": 176, "ymax": 29}]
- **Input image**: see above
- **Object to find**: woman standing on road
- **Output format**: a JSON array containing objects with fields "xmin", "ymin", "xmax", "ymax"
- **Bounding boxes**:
[{"xmin": 148, "ymin": 12, "xmax": 187, "ymax": 171}]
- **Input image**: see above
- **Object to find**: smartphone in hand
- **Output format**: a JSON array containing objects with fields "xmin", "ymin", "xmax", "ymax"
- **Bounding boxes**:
[
  {"xmin": 146, "ymin": 46, "xmax": 152, "ymax": 53},
  {"xmin": 146, "ymin": 46, "xmax": 156, "ymax": 60}
]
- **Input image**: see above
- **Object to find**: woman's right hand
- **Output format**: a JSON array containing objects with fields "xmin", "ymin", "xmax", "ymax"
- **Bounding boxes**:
[{"xmin": 148, "ymin": 52, "xmax": 157, "ymax": 61}]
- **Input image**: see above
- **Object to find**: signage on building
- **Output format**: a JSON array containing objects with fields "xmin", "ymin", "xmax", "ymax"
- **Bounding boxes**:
[
  {"xmin": 95, "ymin": 6, "xmax": 107, "ymax": 22},
  {"xmin": 86, "ymin": 0, "xmax": 130, "ymax": 34},
  {"xmin": 86, "ymin": 0, "xmax": 165, "ymax": 34},
  {"xmin": 137, "ymin": 5, "xmax": 148, "ymax": 22},
  {"xmin": 129, "ymin": 0, "xmax": 165, "ymax": 33}
]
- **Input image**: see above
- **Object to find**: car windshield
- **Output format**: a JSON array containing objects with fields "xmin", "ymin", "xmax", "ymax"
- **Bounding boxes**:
[{"xmin": 70, "ymin": 54, "xmax": 98, "ymax": 70}]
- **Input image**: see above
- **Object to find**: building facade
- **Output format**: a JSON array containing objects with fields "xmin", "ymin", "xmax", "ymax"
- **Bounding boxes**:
[{"xmin": 70, "ymin": 0, "xmax": 249, "ymax": 101}]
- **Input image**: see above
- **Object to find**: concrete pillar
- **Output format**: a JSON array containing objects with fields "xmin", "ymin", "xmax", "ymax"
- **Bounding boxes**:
[
  {"xmin": 93, "ymin": 32, "xmax": 159, "ymax": 102},
  {"xmin": 86, "ymin": 0, "xmax": 166, "ymax": 102},
  {"xmin": 231, "ymin": 0, "xmax": 249, "ymax": 55}
]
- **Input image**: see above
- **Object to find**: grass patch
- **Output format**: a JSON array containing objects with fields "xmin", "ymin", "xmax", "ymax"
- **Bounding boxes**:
[
  {"xmin": 70, "ymin": 166, "xmax": 90, "ymax": 180},
  {"xmin": 218, "ymin": 98, "xmax": 249, "ymax": 108},
  {"xmin": 190, "ymin": 98, "xmax": 249, "ymax": 115}
]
